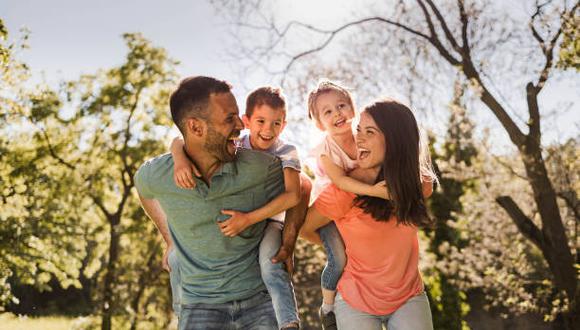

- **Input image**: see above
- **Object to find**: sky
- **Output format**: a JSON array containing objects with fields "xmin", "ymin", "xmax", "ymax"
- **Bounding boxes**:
[{"xmin": 3, "ymin": 0, "xmax": 578, "ymax": 155}]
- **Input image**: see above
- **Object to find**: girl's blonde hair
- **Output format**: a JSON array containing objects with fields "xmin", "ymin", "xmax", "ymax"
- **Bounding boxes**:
[{"xmin": 307, "ymin": 79, "xmax": 355, "ymax": 124}]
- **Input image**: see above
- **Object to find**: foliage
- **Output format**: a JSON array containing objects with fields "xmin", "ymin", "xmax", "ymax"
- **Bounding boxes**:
[{"xmin": 2, "ymin": 25, "xmax": 179, "ymax": 329}]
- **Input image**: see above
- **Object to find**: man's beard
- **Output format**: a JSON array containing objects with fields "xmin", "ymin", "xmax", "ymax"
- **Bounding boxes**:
[{"xmin": 205, "ymin": 124, "xmax": 239, "ymax": 162}]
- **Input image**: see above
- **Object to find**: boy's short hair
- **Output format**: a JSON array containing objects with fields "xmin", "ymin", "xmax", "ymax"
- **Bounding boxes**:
[
  {"xmin": 245, "ymin": 86, "xmax": 287, "ymax": 118},
  {"xmin": 307, "ymin": 79, "xmax": 354, "ymax": 123},
  {"xmin": 170, "ymin": 76, "xmax": 232, "ymax": 134}
]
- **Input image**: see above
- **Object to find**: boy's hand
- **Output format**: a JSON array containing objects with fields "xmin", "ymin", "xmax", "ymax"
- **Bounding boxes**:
[
  {"xmin": 173, "ymin": 160, "xmax": 200, "ymax": 189},
  {"xmin": 218, "ymin": 210, "xmax": 253, "ymax": 237}
]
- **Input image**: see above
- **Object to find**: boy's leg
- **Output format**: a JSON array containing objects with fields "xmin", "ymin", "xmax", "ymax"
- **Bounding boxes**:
[
  {"xmin": 168, "ymin": 248, "xmax": 181, "ymax": 317},
  {"xmin": 386, "ymin": 292, "xmax": 433, "ymax": 330},
  {"xmin": 260, "ymin": 221, "xmax": 300, "ymax": 329}
]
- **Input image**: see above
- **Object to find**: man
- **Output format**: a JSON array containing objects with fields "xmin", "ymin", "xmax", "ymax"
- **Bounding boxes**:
[{"xmin": 135, "ymin": 76, "xmax": 304, "ymax": 329}]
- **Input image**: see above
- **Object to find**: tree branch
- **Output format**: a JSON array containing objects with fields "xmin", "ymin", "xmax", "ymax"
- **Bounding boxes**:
[
  {"xmin": 496, "ymin": 196, "xmax": 545, "ymax": 251},
  {"xmin": 423, "ymin": 0, "xmax": 462, "ymax": 52},
  {"xmin": 39, "ymin": 128, "xmax": 76, "ymax": 171},
  {"xmin": 280, "ymin": 17, "xmax": 433, "ymax": 79}
]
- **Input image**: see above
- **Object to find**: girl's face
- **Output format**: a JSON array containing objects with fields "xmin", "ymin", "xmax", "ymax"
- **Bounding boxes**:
[
  {"xmin": 314, "ymin": 90, "xmax": 355, "ymax": 135},
  {"xmin": 356, "ymin": 111, "xmax": 386, "ymax": 169}
]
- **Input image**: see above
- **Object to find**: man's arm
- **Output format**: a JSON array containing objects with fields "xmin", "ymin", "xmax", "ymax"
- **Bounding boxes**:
[{"xmin": 137, "ymin": 193, "xmax": 173, "ymax": 271}]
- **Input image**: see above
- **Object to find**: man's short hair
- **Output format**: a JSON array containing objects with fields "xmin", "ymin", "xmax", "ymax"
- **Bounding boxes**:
[
  {"xmin": 170, "ymin": 76, "xmax": 232, "ymax": 134},
  {"xmin": 245, "ymin": 86, "xmax": 286, "ymax": 118}
]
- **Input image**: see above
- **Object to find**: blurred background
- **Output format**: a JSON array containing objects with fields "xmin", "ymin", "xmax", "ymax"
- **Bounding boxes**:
[{"xmin": 1, "ymin": 0, "xmax": 578, "ymax": 329}]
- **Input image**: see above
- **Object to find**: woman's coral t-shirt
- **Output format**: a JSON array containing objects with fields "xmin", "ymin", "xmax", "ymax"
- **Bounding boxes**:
[{"xmin": 314, "ymin": 184, "xmax": 424, "ymax": 315}]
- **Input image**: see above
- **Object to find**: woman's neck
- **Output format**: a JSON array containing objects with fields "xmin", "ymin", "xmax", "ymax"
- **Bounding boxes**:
[
  {"xmin": 349, "ymin": 166, "xmax": 381, "ymax": 184},
  {"xmin": 329, "ymin": 130, "xmax": 357, "ymax": 160}
]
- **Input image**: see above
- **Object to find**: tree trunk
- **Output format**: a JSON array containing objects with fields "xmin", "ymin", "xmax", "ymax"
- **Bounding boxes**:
[
  {"xmin": 101, "ymin": 216, "xmax": 121, "ymax": 330},
  {"xmin": 519, "ymin": 141, "xmax": 578, "ymax": 329}
]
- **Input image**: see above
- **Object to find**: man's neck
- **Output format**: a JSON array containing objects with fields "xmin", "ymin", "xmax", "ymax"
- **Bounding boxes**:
[{"xmin": 183, "ymin": 144, "xmax": 222, "ymax": 185}]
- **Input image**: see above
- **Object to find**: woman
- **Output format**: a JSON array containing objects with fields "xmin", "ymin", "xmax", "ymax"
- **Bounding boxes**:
[{"xmin": 301, "ymin": 99, "xmax": 435, "ymax": 330}]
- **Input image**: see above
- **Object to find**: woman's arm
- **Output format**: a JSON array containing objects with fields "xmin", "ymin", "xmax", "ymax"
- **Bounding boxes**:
[
  {"xmin": 321, "ymin": 155, "xmax": 390, "ymax": 199},
  {"xmin": 299, "ymin": 207, "xmax": 333, "ymax": 245}
]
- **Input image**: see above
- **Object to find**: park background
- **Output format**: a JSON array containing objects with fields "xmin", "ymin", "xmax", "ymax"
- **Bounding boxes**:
[{"xmin": 1, "ymin": 0, "xmax": 578, "ymax": 329}]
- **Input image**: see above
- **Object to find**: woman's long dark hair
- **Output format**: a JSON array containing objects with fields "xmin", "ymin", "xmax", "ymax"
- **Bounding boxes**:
[{"xmin": 354, "ymin": 99, "xmax": 434, "ymax": 228}]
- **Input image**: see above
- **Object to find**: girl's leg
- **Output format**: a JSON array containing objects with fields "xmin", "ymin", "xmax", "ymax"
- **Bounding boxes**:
[
  {"xmin": 386, "ymin": 292, "xmax": 433, "ymax": 330},
  {"xmin": 319, "ymin": 222, "xmax": 347, "ymax": 304},
  {"xmin": 259, "ymin": 221, "xmax": 300, "ymax": 329},
  {"xmin": 334, "ymin": 293, "xmax": 382, "ymax": 330}
]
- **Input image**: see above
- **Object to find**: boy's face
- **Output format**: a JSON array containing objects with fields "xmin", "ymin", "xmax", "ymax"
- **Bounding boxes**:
[
  {"xmin": 314, "ymin": 90, "xmax": 355, "ymax": 135},
  {"xmin": 243, "ymin": 104, "xmax": 286, "ymax": 151}
]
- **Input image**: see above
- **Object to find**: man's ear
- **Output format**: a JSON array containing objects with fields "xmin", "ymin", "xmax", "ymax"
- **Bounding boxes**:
[
  {"xmin": 185, "ymin": 117, "xmax": 206, "ymax": 137},
  {"xmin": 242, "ymin": 114, "xmax": 251, "ymax": 129},
  {"xmin": 280, "ymin": 120, "xmax": 287, "ymax": 132}
]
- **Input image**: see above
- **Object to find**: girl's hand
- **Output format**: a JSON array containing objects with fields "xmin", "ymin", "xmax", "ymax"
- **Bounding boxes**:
[
  {"xmin": 218, "ymin": 210, "xmax": 253, "ymax": 237},
  {"xmin": 173, "ymin": 159, "xmax": 199, "ymax": 189},
  {"xmin": 371, "ymin": 180, "xmax": 390, "ymax": 199}
]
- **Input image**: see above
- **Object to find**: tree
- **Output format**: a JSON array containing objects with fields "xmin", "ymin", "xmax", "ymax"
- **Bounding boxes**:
[
  {"xmin": 425, "ymin": 78, "xmax": 476, "ymax": 330},
  {"xmin": 212, "ymin": 0, "xmax": 580, "ymax": 327},
  {"xmin": 3, "ymin": 30, "xmax": 179, "ymax": 329}
]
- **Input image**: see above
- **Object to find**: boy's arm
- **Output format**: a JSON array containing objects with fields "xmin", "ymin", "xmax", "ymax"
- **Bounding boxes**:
[
  {"xmin": 137, "ymin": 193, "xmax": 173, "ymax": 271},
  {"xmin": 320, "ymin": 155, "xmax": 390, "ymax": 199},
  {"xmin": 219, "ymin": 168, "xmax": 301, "ymax": 237},
  {"xmin": 170, "ymin": 137, "xmax": 200, "ymax": 189}
]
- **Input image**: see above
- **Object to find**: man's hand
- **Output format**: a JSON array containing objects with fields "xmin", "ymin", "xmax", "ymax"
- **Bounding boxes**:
[
  {"xmin": 162, "ymin": 243, "xmax": 174, "ymax": 272},
  {"xmin": 271, "ymin": 244, "xmax": 295, "ymax": 275},
  {"xmin": 218, "ymin": 210, "xmax": 253, "ymax": 237}
]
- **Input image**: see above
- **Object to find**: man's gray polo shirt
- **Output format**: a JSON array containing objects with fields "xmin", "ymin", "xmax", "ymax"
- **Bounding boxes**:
[{"xmin": 134, "ymin": 149, "xmax": 284, "ymax": 304}]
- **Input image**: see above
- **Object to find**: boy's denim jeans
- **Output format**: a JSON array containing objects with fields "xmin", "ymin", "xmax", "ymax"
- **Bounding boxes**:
[
  {"xmin": 179, "ymin": 290, "xmax": 278, "ymax": 330},
  {"xmin": 318, "ymin": 222, "xmax": 347, "ymax": 290},
  {"xmin": 259, "ymin": 221, "xmax": 300, "ymax": 328},
  {"xmin": 168, "ymin": 248, "xmax": 181, "ymax": 316},
  {"xmin": 335, "ymin": 292, "xmax": 433, "ymax": 330}
]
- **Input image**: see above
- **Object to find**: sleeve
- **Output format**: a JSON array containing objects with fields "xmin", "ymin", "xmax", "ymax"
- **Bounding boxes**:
[
  {"xmin": 263, "ymin": 155, "xmax": 285, "ymax": 203},
  {"xmin": 277, "ymin": 143, "xmax": 301, "ymax": 172},
  {"xmin": 134, "ymin": 161, "xmax": 155, "ymax": 199},
  {"xmin": 313, "ymin": 184, "xmax": 353, "ymax": 220}
]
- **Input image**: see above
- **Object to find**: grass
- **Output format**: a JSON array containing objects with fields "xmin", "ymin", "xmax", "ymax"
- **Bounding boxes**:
[{"xmin": 0, "ymin": 313, "xmax": 77, "ymax": 330}]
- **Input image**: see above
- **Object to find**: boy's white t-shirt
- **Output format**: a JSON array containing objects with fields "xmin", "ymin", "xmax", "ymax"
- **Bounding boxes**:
[
  {"xmin": 308, "ymin": 134, "xmax": 358, "ymax": 202},
  {"xmin": 239, "ymin": 134, "xmax": 301, "ymax": 222}
]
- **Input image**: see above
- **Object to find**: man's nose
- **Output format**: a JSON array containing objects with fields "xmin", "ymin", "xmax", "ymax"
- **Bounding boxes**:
[{"xmin": 234, "ymin": 116, "xmax": 244, "ymax": 130}]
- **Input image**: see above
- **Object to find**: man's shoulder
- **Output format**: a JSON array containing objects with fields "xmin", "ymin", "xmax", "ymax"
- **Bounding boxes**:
[
  {"xmin": 136, "ymin": 153, "xmax": 173, "ymax": 182},
  {"xmin": 139, "ymin": 153, "xmax": 173, "ymax": 171}
]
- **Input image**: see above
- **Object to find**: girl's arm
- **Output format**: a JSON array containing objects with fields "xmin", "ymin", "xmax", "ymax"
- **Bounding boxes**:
[
  {"xmin": 299, "ymin": 207, "xmax": 332, "ymax": 245},
  {"xmin": 219, "ymin": 168, "xmax": 301, "ymax": 237},
  {"xmin": 320, "ymin": 155, "xmax": 390, "ymax": 199},
  {"xmin": 170, "ymin": 137, "xmax": 200, "ymax": 189}
]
